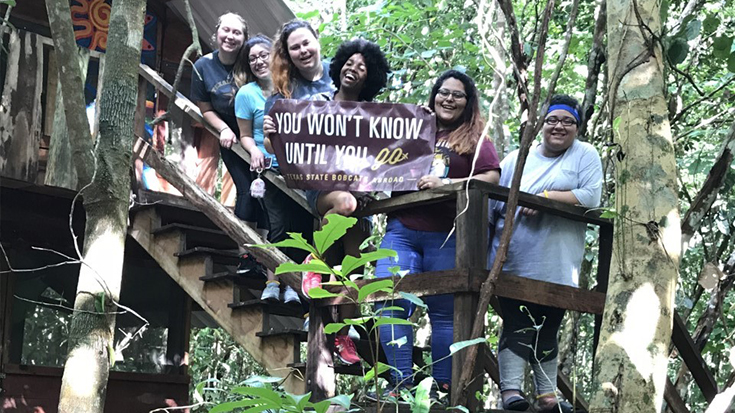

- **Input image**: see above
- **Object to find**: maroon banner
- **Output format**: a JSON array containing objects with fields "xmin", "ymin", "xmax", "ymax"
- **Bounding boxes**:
[{"xmin": 268, "ymin": 99, "xmax": 436, "ymax": 191}]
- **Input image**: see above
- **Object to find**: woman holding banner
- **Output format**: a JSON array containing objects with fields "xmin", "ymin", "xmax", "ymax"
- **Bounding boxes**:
[
  {"xmin": 263, "ymin": 37, "xmax": 391, "ymax": 365},
  {"xmin": 372, "ymin": 70, "xmax": 501, "ymax": 400},
  {"xmin": 190, "ymin": 13, "xmax": 268, "ymax": 277}
]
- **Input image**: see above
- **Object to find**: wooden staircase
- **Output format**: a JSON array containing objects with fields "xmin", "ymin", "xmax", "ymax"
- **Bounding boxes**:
[{"xmin": 128, "ymin": 200, "xmax": 307, "ymax": 392}]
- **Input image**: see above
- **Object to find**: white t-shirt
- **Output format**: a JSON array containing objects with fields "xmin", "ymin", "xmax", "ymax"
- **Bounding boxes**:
[{"xmin": 488, "ymin": 140, "xmax": 603, "ymax": 287}]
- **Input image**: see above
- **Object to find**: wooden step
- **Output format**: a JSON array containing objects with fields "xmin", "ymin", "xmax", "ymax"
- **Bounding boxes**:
[
  {"xmin": 229, "ymin": 298, "xmax": 305, "ymax": 318},
  {"xmin": 200, "ymin": 271, "xmax": 267, "ymax": 289},
  {"xmin": 287, "ymin": 362, "xmax": 366, "ymax": 376},
  {"xmin": 256, "ymin": 328, "xmax": 308, "ymax": 339},
  {"xmin": 175, "ymin": 247, "xmax": 240, "ymax": 264},
  {"xmin": 153, "ymin": 223, "xmax": 237, "ymax": 250}
]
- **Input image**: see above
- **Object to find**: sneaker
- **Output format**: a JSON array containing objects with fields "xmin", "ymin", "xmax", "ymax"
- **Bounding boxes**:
[
  {"xmin": 334, "ymin": 335, "xmax": 361, "ymax": 365},
  {"xmin": 283, "ymin": 285, "xmax": 301, "ymax": 305},
  {"xmin": 237, "ymin": 254, "xmax": 266, "ymax": 278},
  {"xmin": 364, "ymin": 386, "xmax": 411, "ymax": 404},
  {"xmin": 301, "ymin": 254, "xmax": 321, "ymax": 296},
  {"xmin": 261, "ymin": 281, "xmax": 280, "ymax": 301},
  {"xmin": 348, "ymin": 325, "xmax": 360, "ymax": 341},
  {"xmin": 303, "ymin": 316, "xmax": 309, "ymax": 331},
  {"xmin": 429, "ymin": 382, "xmax": 451, "ymax": 406}
]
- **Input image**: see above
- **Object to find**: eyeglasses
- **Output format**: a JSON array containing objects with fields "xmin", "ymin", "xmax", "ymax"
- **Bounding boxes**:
[
  {"xmin": 437, "ymin": 88, "xmax": 467, "ymax": 100},
  {"xmin": 544, "ymin": 117, "xmax": 577, "ymax": 127},
  {"xmin": 248, "ymin": 52, "xmax": 270, "ymax": 64}
]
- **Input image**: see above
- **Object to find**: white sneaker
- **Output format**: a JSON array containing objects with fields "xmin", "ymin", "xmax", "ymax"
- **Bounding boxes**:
[
  {"xmin": 348, "ymin": 325, "xmax": 360, "ymax": 341},
  {"xmin": 261, "ymin": 281, "xmax": 280, "ymax": 301},
  {"xmin": 283, "ymin": 285, "xmax": 301, "ymax": 304}
]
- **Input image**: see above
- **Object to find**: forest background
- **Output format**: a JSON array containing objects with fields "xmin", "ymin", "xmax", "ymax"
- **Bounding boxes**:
[{"xmin": 187, "ymin": 0, "xmax": 735, "ymax": 410}]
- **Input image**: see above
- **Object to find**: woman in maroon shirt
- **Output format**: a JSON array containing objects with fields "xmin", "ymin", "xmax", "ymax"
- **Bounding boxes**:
[{"xmin": 372, "ymin": 70, "xmax": 501, "ymax": 399}]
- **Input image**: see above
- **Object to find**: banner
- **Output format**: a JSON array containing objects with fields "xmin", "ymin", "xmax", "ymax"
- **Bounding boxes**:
[{"xmin": 268, "ymin": 100, "xmax": 436, "ymax": 192}]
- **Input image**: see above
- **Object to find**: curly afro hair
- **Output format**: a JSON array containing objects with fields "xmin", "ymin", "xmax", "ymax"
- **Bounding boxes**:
[{"xmin": 329, "ymin": 39, "xmax": 390, "ymax": 102}]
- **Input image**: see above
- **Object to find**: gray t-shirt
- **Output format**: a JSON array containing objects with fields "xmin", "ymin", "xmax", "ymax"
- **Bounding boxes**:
[
  {"xmin": 264, "ymin": 62, "xmax": 335, "ymax": 115},
  {"xmin": 488, "ymin": 140, "xmax": 603, "ymax": 287}
]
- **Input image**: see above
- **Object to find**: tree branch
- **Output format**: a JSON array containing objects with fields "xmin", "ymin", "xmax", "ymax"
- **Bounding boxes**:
[{"xmin": 579, "ymin": 0, "xmax": 607, "ymax": 140}]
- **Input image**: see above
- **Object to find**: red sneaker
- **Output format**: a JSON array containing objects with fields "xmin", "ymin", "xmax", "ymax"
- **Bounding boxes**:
[
  {"xmin": 334, "ymin": 335, "xmax": 361, "ymax": 365},
  {"xmin": 301, "ymin": 254, "xmax": 322, "ymax": 296}
]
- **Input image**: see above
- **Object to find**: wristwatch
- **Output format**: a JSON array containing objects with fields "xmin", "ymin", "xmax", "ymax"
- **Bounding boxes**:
[{"xmin": 441, "ymin": 178, "xmax": 452, "ymax": 185}]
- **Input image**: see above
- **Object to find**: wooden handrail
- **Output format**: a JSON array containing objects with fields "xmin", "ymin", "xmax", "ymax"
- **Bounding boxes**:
[
  {"xmin": 137, "ymin": 63, "xmax": 317, "ymax": 218},
  {"xmin": 356, "ymin": 179, "xmax": 612, "ymax": 227}
]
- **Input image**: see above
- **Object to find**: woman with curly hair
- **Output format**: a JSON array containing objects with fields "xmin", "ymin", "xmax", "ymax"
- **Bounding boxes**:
[{"xmin": 372, "ymin": 70, "xmax": 501, "ymax": 398}]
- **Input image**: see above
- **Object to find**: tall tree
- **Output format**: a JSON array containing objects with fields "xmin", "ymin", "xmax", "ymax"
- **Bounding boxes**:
[
  {"xmin": 45, "ymin": 0, "xmax": 147, "ymax": 410},
  {"xmin": 589, "ymin": 0, "xmax": 681, "ymax": 412}
]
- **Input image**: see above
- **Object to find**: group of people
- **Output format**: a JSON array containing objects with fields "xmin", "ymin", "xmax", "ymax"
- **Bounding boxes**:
[{"xmin": 189, "ymin": 12, "xmax": 602, "ymax": 413}]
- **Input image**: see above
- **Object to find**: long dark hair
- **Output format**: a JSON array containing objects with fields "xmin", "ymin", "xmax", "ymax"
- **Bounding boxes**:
[
  {"xmin": 235, "ymin": 34, "xmax": 272, "ymax": 87},
  {"xmin": 271, "ymin": 20, "xmax": 319, "ymax": 98},
  {"xmin": 428, "ymin": 70, "xmax": 485, "ymax": 155},
  {"xmin": 329, "ymin": 39, "xmax": 390, "ymax": 102}
]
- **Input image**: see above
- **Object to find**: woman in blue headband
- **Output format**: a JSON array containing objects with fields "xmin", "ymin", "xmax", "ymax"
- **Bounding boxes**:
[{"xmin": 488, "ymin": 95, "xmax": 603, "ymax": 412}]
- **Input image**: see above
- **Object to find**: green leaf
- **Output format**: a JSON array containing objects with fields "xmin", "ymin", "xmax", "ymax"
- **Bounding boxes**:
[
  {"xmin": 684, "ymin": 19, "xmax": 701, "ymax": 40},
  {"xmin": 374, "ymin": 305, "xmax": 407, "ymax": 315},
  {"xmin": 343, "ymin": 316, "xmax": 371, "ymax": 325},
  {"xmin": 420, "ymin": 49, "xmax": 435, "ymax": 58},
  {"xmin": 412, "ymin": 377, "xmax": 433, "ymax": 413},
  {"xmin": 208, "ymin": 399, "xmax": 266, "ymax": 413},
  {"xmin": 313, "ymin": 214, "xmax": 357, "ymax": 255},
  {"xmin": 358, "ymin": 279, "xmax": 394, "ymax": 302},
  {"xmin": 728, "ymin": 52, "xmax": 735, "ymax": 73},
  {"xmin": 242, "ymin": 375, "xmax": 283, "ymax": 385},
  {"xmin": 254, "ymin": 232, "xmax": 317, "ymax": 256},
  {"xmin": 364, "ymin": 361, "xmax": 391, "ymax": 382},
  {"xmin": 612, "ymin": 116, "xmax": 621, "ymax": 132},
  {"xmin": 324, "ymin": 322, "xmax": 346, "ymax": 334},
  {"xmin": 449, "ymin": 337, "xmax": 486, "ymax": 355},
  {"xmin": 713, "ymin": 36, "xmax": 733, "ymax": 59},
  {"xmin": 667, "ymin": 37, "xmax": 689, "ymax": 65},
  {"xmin": 399, "ymin": 292, "xmax": 427, "ymax": 309},
  {"xmin": 660, "ymin": 0, "xmax": 669, "ymax": 23},
  {"xmin": 448, "ymin": 406, "xmax": 470, "ymax": 412},
  {"xmin": 341, "ymin": 248, "xmax": 398, "ymax": 276},
  {"xmin": 599, "ymin": 208, "xmax": 617, "ymax": 219},
  {"xmin": 326, "ymin": 394, "xmax": 352, "ymax": 409},
  {"xmin": 231, "ymin": 386, "xmax": 283, "ymax": 406},
  {"xmin": 312, "ymin": 400, "xmax": 332, "ymax": 413},
  {"xmin": 373, "ymin": 317, "xmax": 414, "ymax": 327},
  {"xmin": 702, "ymin": 15, "xmax": 720, "ymax": 33},
  {"xmin": 275, "ymin": 260, "xmax": 332, "ymax": 275},
  {"xmin": 307, "ymin": 287, "xmax": 342, "ymax": 299}
]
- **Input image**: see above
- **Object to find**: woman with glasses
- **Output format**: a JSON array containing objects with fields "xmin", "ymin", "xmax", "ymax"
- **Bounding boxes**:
[
  {"xmin": 488, "ymin": 95, "xmax": 602, "ymax": 412},
  {"xmin": 371, "ymin": 70, "xmax": 501, "ymax": 399},
  {"xmin": 233, "ymin": 35, "xmax": 301, "ymax": 303}
]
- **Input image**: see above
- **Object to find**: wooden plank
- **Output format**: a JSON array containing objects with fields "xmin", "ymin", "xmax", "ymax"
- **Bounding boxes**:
[
  {"xmin": 353, "ymin": 185, "xmax": 458, "ymax": 217},
  {"xmin": 317, "ymin": 269, "xmax": 474, "ymax": 306},
  {"xmin": 493, "ymin": 273, "xmax": 606, "ymax": 315},
  {"xmin": 593, "ymin": 223, "xmax": 614, "ymax": 361},
  {"xmin": 0, "ymin": 30, "xmax": 43, "ymax": 182},
  {"xmin": 664, "ymin": 377, "xmax": 691, "ymax": 413},
  {"xmin": 671, "ymin": 311, "xmax": 718, "ymax": 402},
  {"xmin": 452, "ymin": 188, "xmax": 487, "ymax": 409},
  {"xmin": 137, "ymin": 63, "xmax": 317, "ymax": 217}
]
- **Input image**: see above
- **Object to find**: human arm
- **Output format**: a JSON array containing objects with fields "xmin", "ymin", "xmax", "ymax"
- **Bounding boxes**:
[
  {"xmin": 417, "ymin": 169, "xmax": 499, "ymax": 190},
  {"xmin": 235, "ymin": 117, "xmax": 265, "ymax": 169},
  {"xmin": 198, "ymin": 101, "xmax": 237, "ymax": 149},
  {"xmin": 263, "ymin": 115, "xmax": 276, "ymax": 153}
]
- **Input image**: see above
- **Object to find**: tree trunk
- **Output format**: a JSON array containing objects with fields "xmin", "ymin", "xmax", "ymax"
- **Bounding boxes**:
[
  {"xmin": 56, "ymin": 0, "xmax": 146, "ymax": 411},
  {"xmin": 589, "ymin": 1, "xmax": 681, "ymax": 412}
]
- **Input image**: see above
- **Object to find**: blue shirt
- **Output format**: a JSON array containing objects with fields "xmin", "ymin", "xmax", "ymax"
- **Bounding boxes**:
[{"xmin": 235, "ymin": 82, "xmax": 278, "ymax": 167}]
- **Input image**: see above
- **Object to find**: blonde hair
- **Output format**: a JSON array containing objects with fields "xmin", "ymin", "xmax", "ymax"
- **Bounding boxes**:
[
  {"xmin": 212, "ymin": 12, "xmax": 249, "ymax": 88},
  {"xmin": 270, "ymin": 20, "xmax": 318, "ymax": 98}
]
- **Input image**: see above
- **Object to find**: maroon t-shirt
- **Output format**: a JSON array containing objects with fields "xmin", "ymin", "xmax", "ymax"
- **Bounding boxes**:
[{"xmin": 390, "ymin": 130, "xmax": 501, "ymax": 232}]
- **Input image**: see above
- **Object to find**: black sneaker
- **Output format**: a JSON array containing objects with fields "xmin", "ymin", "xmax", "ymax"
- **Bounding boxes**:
[
  {"xmin": 236, "ymin": 254, "xmax": 266, "ymax": 278},
  {"xmin": 364, "ymin": 385, "xmax": 412, "ymax": 405},
  {"xmin": 429, "ymin": 382, "xmax": 451, "ymax": 406}
]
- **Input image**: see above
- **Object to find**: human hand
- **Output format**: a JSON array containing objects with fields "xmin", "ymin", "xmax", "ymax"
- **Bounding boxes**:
[
  {"xmin": 218, "ymin": 127, "xmax": 237, "ymax": 149},
  {"xmin": 250, "ymin": 147, "xmax": 265, "ymax": 169},
  {"xmin": 417, "ymin": 175, "xmax": 444, "ymax": 190},
  {"xmin": 520, "ymin": 207, "xmax": 538, "ymax": 217},
  {"xmin": 263, "ymin": 115, "xmax": 276, "ymax": 137}
]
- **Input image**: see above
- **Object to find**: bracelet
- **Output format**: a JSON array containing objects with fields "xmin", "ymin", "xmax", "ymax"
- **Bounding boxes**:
[
  {"xmin": 543, "ymin": 190, "xmax": 549, "ymax": 198},
  {"xmin": 218, "ymin": 126, "xmax": 229, "ymax": 133}
]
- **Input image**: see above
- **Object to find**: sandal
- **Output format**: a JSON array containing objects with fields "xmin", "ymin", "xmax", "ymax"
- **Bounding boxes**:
[
  {"xmin": 538, "ymin": 400, "xmax": 574, "ymax": 413},
  {"xmin": 502, "ymin": 395, "xmax": 530, "ymax": 411}
]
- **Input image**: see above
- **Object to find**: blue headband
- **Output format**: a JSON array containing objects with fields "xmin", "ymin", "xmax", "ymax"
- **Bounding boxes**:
[{"xmin": 547, "ymin": 104, "xmax": 580, "ymax": 124}]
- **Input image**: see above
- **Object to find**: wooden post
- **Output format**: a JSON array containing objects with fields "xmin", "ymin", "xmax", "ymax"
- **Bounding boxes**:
[
  {"xmin": 306, "ymin": 304, "xmax": 335, "ymax": 400},
  {"xmin": 592, "ymin": 222, "xmax": 613, "ymax": 361},
  {"xmin": 451, "ymin": 187, "xmax": 487, "ymax": 409}
]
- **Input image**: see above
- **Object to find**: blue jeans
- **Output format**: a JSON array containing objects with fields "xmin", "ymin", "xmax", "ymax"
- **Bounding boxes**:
[{"xmin": 375, "ymin": 219, "xmax": 456, "ymax": 386}]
